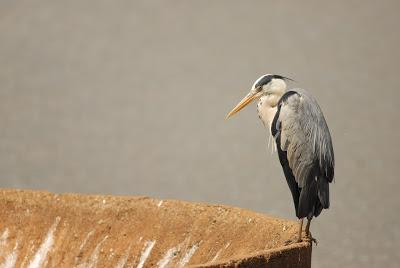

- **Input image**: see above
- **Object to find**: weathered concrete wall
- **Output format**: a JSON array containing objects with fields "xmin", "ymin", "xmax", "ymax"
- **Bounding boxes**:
[{"xmin": 0, "ymin": 189, "xmax": 311, "ymax": 267}]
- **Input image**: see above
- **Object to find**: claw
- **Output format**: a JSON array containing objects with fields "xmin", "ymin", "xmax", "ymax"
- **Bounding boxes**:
[
  {"xmin": 284, "ymin": 236, "xmax": 303, "ymax": 246},
  {"xmin": 284, "ymin": 239, "xmax": 293, "ymax": 246},
  {"xmin": 304, "ymin": 234, "xmax": 318, "ymax": 246}
]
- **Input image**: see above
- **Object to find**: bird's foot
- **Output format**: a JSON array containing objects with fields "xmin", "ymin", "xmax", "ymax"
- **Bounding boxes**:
[
  {"xmin": 304, "ymin": 233, "xmax": 318, "ymax": 246},
  {"xmin": 284, "ymin": 237, "xmax": 303, "ymax": 246},
  {"xmin": 284, "ymin": 239, "xmax": 295, "ymax": 246},
  {"xmin": 285, "ymin": 233, "xmax": 317, "ymax": 246}
]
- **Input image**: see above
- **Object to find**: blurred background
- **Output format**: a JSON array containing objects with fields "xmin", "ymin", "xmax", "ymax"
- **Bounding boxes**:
[{"xmin": 1, "ymin": 1, "xmax": 399, "ymax": 267}]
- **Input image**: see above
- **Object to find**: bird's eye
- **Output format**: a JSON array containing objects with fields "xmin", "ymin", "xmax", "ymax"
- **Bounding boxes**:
[{"xmin": 256, "ymin": 86, "xmax": 262, "ymax": 92}]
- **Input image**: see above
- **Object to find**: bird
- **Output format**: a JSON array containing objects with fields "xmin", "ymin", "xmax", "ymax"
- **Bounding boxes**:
[{"xmin": 226, "ymin": 74, "xmax": 334, "ymax": 243}]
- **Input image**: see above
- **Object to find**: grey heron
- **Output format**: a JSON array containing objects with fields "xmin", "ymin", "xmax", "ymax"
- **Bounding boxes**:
[{"xmin": 226, "ymin": 74, "xmax": 335, "ymax": 243}]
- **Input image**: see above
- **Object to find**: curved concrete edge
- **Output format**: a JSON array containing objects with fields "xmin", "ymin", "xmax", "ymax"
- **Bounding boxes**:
[
  {"xmin": 0, "ymin": 188, "xmax": 311, "ymax": 267},
  {"xmin": 192, "ymin": 242, "xmax": 311, "ymax": 267}
]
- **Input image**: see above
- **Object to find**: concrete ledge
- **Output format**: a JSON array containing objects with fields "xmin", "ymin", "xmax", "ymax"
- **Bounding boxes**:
[{"xmin": 0, "ymin": 189, "xmax": 311, "ymax": 267}]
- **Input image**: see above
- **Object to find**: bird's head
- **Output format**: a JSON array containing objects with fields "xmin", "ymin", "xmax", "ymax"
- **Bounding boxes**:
[{"xmin": 226, "ymin": 74, "xmax": 292, "ymax": 119}]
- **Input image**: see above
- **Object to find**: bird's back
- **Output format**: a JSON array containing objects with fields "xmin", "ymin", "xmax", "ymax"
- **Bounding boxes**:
[{"xmin": 271, "ymin": 88, "xmax": 334, "ymax": 218}]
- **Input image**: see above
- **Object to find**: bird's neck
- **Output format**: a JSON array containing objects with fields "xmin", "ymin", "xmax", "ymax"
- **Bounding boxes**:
[
  {"xmin": 262, "ymin": 78, "xmax": 287, "ymax": 107},
  {"xmin": 257, "ymin": 92, "xmax": 285, "ymax": 130},
  {"xmin": 262, "ymin": 91, "xmax": 285, "ymax": 108},
  {"xmin": 256, "ymin": 78, "xmax": 287, "ymax": 130}
]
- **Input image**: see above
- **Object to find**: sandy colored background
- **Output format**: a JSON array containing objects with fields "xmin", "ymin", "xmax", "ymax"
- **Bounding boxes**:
[{"xmin": 0, "ymin": 1, "xmax": 399, "ymax": 267}]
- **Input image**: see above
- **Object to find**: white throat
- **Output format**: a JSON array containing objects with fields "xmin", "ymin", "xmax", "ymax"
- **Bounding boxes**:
[
  {"xmin": 257, "ymin": 97, "xmax": 278, "ymax": 131},
  {"xmin": 256, "ymin": 78, "xmax": 287, "ymax": 130}
]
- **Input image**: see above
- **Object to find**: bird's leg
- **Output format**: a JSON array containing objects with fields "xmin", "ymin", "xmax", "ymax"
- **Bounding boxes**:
[
  {"xmin": 305, "ymin": 218, "xmax": 311, "ymax": 235},
  {"xmin": 296, "ymin": 218, "xmax": 304, "ymax": 242},
  {"xmin": 304, "ymin": 218, "xmax": 318, "ymax": 245},
  {"xmin": 284, "ymin": 218, "xmax": 303, "ymax": 245}
]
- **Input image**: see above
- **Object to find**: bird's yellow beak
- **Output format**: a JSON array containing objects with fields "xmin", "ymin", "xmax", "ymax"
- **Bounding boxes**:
[{"xmin": 226, "ymin": 92, "xmax": 257, "ymax": 119}]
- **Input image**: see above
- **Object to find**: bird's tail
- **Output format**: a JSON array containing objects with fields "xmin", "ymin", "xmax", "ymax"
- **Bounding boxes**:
[{"xmin": 317, "ymin": 176, "xmax": 330, "ymax": 209}]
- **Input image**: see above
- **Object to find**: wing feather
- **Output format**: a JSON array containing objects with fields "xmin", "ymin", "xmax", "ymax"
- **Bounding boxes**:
[
  {"xmin": 277, "ymin": 89, "xmax": 335, "ymax": 187},
  {"xmin": 272, "ymin": 89, "xmax": 334, "ymax": 217}
]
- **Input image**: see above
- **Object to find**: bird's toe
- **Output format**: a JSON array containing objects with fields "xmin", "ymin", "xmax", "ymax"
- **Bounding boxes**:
[
  {"xmin": 284, "ymin": 239, "xmax": 294, "ymax": 246},
  {"xmin": 304, "ymin": 234, "xmax": 318, "ymax": 246},
  {"xmin": 284, "ymin": 237, "xmax": 303, "ymax": 246}
]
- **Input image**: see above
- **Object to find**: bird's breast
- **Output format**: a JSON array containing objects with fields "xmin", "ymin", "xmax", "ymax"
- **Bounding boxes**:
[{"xmin": 257, "ymin": 97, "xmax": 278, "ymax": 132}]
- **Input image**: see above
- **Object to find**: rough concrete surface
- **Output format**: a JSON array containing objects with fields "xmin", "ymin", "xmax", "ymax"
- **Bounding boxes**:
[{"xmin": 0, "ymin": 189, "xmax": 311, "ymax": 267}]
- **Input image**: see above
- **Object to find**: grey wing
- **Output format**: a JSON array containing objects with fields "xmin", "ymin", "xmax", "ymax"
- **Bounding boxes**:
[{"xmin": 277, "ymin": 89, "xmax": 334, "ymax": 207}]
